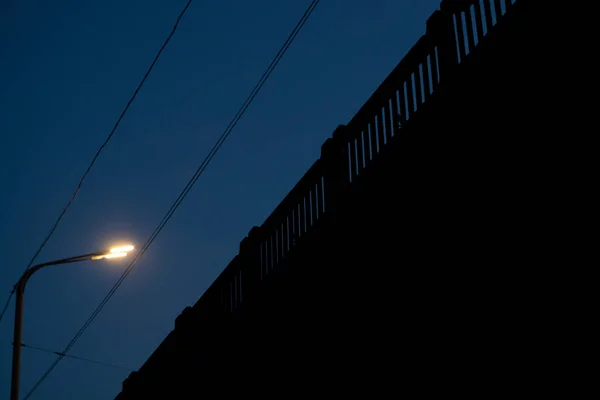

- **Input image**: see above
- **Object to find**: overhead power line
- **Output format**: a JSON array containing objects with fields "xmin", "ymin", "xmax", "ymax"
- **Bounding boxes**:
[
  {"xmin": 20, "ymin": 342, "xmax": 134, "ymax": 371},
  {"xmin": 0, "ymin": 294, "xmax": 11, "ymax": 327},
  {"xmin": 23, "ymin": 1, "xmax": 320, "ymax": 398},
  {"xmin": 0, "ymin": 0, "xmax": 192, "ymax": 327}
]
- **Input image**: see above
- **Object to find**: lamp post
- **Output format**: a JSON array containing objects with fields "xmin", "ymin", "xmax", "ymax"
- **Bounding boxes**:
[{"xmin": 10, "ymin": 245, "xmax": 134, "ymax": 400}]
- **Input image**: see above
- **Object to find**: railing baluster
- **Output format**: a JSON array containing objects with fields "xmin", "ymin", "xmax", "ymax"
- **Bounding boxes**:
[
  {"xmin": 275, "ymin": 225, "xmax": 280, "ymax": 260},
  {"xmin": 390, "ymin": 93, "xmax": 399, "ymax": 136},
  {"xmin": 290, "ymin": 209, "xmax": 296, "ymax": 248},
  {"xmin": 385, "ymin": 100, "xmax": 393, "ymax": 139},
  {"xmin": 483, "ymin": 0, "xmax": 494, "ymax": 31},
  {"xmin": 383, "ymin": 104, "xmax": 391, "ymax": 143},
  {"xmin": 279, "ymin": 226, "xmax": 283, "ymax": 259},
  {"xmin": 399, "ymin": 84, "xmax": 407, "ymax": 127},
  {"xmin": 429, "ymin": 48, "xmax": 439, "ymax": 90},
  {"xmin": 493, "ymin": 0, "xmax": 503, "ymax": 21},
  {"xmin": 356, "ymin": 129, "xmax": 365, "ymax": 173},
  {"xmin": 304, "ymin": 194, "xmax": 310, "ymax": 231},
  {"xmin": 307, "ymin": 188, "xmax": 314, "ymax": 227},
  {"xmin": 349, "ymin": 137, "xmax": 357, "ymax": 180},
  {"xmin": 270, "ymin": 234, "xmax": 275, "ymax": 270},
  {"xmin": 299, "ymin": 198, "xmax": 306, "ymax": 236},
  {"xmin": 312, "ymin": 183, "xmax": 319, "ymax": 222},
  {"xmin": 294, "ymin": 205, "xmax": 300, "ymax": 242},
  {"xmin": 269, "ymin": 232, "xmax": 274, "ymax": 267},
  {"xmin": 282, "ymin": 218, "xmax": 288, "ymax": 256},
  {"xmin": 422, "ymin": 57, "xmax": 431, "ymax": 101},
  {"xmin": 361, "ymin": 128, "xmax": 371, "ymax": 166},
  {"xmin": 376, "ymin": 109, "xmax": 386, "ymax": 149},
  {"xmin": 406, "ymin": 75, "xmax": 415, "ymax": 120},
  {"xmin": 455, "ymin": 12, "xmax": 467, "ymax": 61},
  {"xmin": 473, "ymin": 0, "xmax": 485, "ymax": 43},
  {"xmin": 287, "ymin": 215, "xmax": 292, "ymax": 254},
  {"xmin": 278, "ymin": 228, "xmax": 282, "ymax": 263},
  {"xmin": 368, "ymin": 120, "xmax": 377, "ymax": 158},
  {"xmin": 464, "ymin": 6, "xmax": 476, "ymax": 52},
  {"xmin": 414, "ymin": 64, "xmax": 423, "ymax": 107}
]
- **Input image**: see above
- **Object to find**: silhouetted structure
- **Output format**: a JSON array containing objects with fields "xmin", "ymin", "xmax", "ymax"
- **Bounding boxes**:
[{"xmin": 115, "ymin": 1, "xmax": 562, "ymax": 397}]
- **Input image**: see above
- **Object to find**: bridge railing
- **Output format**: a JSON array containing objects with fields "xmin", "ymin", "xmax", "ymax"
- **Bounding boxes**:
[
  {"xmin": 121, "ymin": 0, "xmax": 522, "ymax": 393},
  {"xmin": 444, "ymin": 0, "xmax": 515, "ymax": 63},
  {"xmin": 183, "ymin": 0, "xmax": 521, "ymax": 331},
  {"xmin": 257, "ymin": 160, "xmax": 326, "ymax": 281},
  {"xmin": 194, "ymin": 6, "xmax": 460, "ymax": 320},
  {"xmin": 343, "ymin": 10, "xmax": 452, "ymax": 184}
]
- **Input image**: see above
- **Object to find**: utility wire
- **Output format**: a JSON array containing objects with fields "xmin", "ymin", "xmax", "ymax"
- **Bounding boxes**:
[
  {"xmin": 20, "ymin": 342, "xmax": 134, "ymax": 371},
  {"xmin": 23, "ymin": 1, "xmax": 320, "ymax": 398},
  {"xmin": 0, "ymin": 293, "xmax": 11, "ymax": 326},
  {"xmin": 0, "ymin": 0, "xmax": 193, "ymax": 328}
]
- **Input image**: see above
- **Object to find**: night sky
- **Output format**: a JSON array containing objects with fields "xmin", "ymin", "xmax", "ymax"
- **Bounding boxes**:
[{"xmin": 0, "ymin": 0, "xmax": 441, "ymax": 398}]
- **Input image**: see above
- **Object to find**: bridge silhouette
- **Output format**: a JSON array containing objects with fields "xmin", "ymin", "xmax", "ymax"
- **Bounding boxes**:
[{"xmin": 115, "ymin": 1, "xmax": 558, "ymax": 397}]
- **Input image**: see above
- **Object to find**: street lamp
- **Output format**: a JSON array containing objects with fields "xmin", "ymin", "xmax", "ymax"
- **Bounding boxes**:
[{"xmin": 10, "ymin": 245, "xmax": 134, "ymax": 400}]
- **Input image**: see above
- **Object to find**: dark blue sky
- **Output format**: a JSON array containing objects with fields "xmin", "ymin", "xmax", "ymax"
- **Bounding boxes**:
[{"xmin": 1, "ymin": 0, "xmax": 440, "ymax": 398}]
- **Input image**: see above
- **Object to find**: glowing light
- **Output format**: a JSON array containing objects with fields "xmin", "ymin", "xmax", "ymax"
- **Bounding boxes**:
[
  {"xmin": 110, "ymin": 245, "xmax": 134, "ymax": 253},
  {"xmin": 103, "ymin": 252, "xmax": 128, "ymax": 259},
  {"xmin": 91, "ymin": 252, "xmax": 128, "ymax": 260}
]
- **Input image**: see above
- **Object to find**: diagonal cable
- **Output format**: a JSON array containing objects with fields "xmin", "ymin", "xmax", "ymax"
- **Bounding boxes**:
[
  {"xmin": 20, "ymin": 342, "xmax": 134, "ymax": 371},
  {"xmin": 0, "ymin": 0, "xmax": 193, "ymax": 327},
  {"xmin": 23, "ymin": 1, "xmax": 320, "ymax": 398}
]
